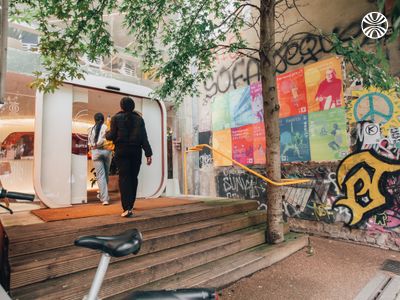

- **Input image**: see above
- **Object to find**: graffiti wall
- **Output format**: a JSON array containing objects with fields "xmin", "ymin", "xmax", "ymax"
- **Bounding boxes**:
[
  {"xmin": 195, "ymin": 56, "xmax": 400, "ymax": 244},
  {"xmin": 216, "ymin": 167, "xmax": 267, "ymax": 208},
  {"xmin": 279, "ymin": 87, "xmax": 400, "ymax": 238},
  {"xmin": 178, "ymin": 0, "xmax": 400, "ymax": 248}
]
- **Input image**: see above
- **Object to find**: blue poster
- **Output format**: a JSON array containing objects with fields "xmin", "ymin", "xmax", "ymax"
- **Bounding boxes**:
[
  {"xmin": 279, "ymin": 114, "xmax": 311, "ymax": 162},
  {"xmin": 229, "ymin": 86, "xmax": 253, "ymax": 128}
]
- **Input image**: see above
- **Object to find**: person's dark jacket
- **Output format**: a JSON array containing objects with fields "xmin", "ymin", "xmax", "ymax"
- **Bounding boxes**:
[{"xmin": 106, "ymin": 111, "xmax": 153, "ymax": 157}]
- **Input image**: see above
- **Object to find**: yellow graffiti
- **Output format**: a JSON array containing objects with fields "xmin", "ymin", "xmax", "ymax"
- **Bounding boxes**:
[
  {"xmin": 336, "ymin": 151, "xmax": 400, "ymax": 226},
  {"xmin": 313, "ymin": 203, "xmax": 334, "ymax": 220}
]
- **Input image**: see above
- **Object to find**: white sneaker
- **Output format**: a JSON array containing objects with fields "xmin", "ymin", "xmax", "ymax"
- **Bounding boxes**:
[
  {"xmin": 102, "ymin": 201, "xmax": 109, "ymax": 206},
  {"xmin": 121, "ymin": 210, "xmax": 133, "ymax": 217}
]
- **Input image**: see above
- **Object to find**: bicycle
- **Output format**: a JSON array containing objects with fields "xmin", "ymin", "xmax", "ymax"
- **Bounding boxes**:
[
  {"xmin": 75, "ymin": 229, "xmax": 219, "ymax": 300},
  {"xmin": 0, "ymin": 188, "xmax": 217, "ymax": 300},
  {"xmin": 0, "ymin": 187, "xmax": 36, "ymax": 214}
]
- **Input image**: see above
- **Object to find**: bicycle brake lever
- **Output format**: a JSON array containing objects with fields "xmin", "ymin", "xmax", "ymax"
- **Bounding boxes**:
[{"xmin": 0, "ymin": 203, "xmax": 13, "ymax": 214}]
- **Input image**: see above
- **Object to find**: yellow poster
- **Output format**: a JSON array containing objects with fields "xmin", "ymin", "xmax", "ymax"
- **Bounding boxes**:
[
  {"xmin": 212, "ymin": 129, "xmax": 233, "ymax": 167},
  {"xmin": 347, "ymin": 88, "xmax": 400, "ymax": 135},
  {"xmin": 304, "ymin": 57, "xmax": 344, "ymax": 113}
]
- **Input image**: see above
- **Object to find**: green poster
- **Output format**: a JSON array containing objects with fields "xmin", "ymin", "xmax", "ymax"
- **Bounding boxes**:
[
  {"xmin": 309, "ymin": 108, "xmax": 348, "ymax": 161},
  {"xmin": 211, "ymin": 94, "xmax": 231, "ymax": 131}
]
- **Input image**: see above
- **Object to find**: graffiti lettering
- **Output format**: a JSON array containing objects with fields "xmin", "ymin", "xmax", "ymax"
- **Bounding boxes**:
[
  {"xmin": 313, "ymin": 203, "xmax": 333, "ymax": 220},
  {"xmin": 204, "ymin": 58, "xmax": 260, "ymax": 99},
  {"xmin": 199, "ymin": 153, "xmax": 213, "ymax": 167},
  {"xmin": 216, "ymin": 168, "xmax": 267, "ymax": 202},
  {"xmin": 334, "ymin": 151, "xmax": 400, "ymax": 226},
  {"xmin": 203, "ymin": 21, "xmax": 372, "ymax": 99}
]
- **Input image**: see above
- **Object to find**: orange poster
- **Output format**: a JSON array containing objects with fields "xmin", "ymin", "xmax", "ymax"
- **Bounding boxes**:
[
  {"xmin": 252, "ymin": 122, "xmax": 266, "ymax": 165},
  {"xmin": 212, "ymin": 129, "xmax": 232, "ymax": 167},
  {"xmin": 276, "ymin": 68, "xmax": 308, "ymax": 117},
  {"xmin": 304, "ymin": 57, "xmax": 344, "ymax": 113}
]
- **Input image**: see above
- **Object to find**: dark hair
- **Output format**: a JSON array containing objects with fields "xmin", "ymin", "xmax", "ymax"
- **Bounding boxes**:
[
  {"xmin": 93, "ymin": 112, "xmax": 104, "ymax": 143},
  {"xmin": 120, "ymin": 97, "xmax": 136, "ymax": 129},
  {"xmin": 120, "ymin": 97, "xmax": 135, "ymax": 112}
]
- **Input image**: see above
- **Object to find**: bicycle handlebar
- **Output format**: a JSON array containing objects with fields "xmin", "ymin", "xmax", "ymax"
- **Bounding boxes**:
[
  {"xmin": 0, "ymin": 188, "xmax": 35, "ymax": 201},
  {"xmin": 0, "ymin": 188, "xmax": 35, "ymax": 214}
]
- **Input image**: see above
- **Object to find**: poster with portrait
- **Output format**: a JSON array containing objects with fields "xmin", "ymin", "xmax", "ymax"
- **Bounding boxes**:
[
  {"xmin": 198, "ymin": 131, "xmax": 213, "ymax": 168},
  {"xmin": 231, "ymin": 125, "xmax": 254, "ymax": 165},
  {"xmin": 212, "ymin": 129, "xmax": 232, "ymax": 167},
  {"xmin": 276, "ymin": 68, "xmax": 308, "ymax": 118},
  {"xmin": 304, "ymin": 57, "xmax": 344, "ymax": 113},
  {"xmin": 252, "ymin": 122, "xmax": 266, "ymax": 165},
  {"xmin": 348, "ymin": 88, "xmax": 400, "ymax": 136},
  {"xmin": 250, "ymin": 82, "xmax": 264, "ymax": 123},
  {"xmin": 229, "ymin": 86, "xmax": 253, "ymax": 128},
  {"xmin": 279, "ymin": 114, "xmax": 310, "ymax": 162},
  {"xmin": 211, "ymin": 94, "xmax": 231, "ymax": 131},
  {"xmin": 309, "ymin": 107, "xmax": 348, "ymax": 161}
]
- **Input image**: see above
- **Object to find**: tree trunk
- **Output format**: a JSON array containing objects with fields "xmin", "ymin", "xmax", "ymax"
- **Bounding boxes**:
[{"xmin": 259, "ymin": 0, "xmax": 284, "ymax": 244}]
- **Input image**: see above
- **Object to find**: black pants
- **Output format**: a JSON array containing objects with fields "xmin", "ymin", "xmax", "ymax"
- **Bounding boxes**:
[{"xmin": 115, "ymin": 146, "xmax": 142, "ymax": 211}]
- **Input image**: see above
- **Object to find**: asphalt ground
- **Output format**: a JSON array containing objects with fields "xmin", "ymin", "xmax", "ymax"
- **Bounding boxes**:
[{"xmin": 220, "ymin": 236, "xmax": 400, "ymax": 300}]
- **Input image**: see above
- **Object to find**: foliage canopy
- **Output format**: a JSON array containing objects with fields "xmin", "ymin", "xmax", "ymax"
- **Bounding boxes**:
[{"xmin": 9, "ymin": 0, "xmax": 400, "ymax": 101}]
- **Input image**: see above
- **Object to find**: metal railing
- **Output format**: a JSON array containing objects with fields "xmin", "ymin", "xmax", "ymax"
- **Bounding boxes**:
[{"xmin": 183, "ymin": 144, "xmax": 310, "ymax": 195}]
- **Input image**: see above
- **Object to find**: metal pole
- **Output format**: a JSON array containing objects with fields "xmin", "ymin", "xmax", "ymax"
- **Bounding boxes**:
[
  {"xmin": 183, "ymin": 149, "xmax": 188, "ymax": 195},
  {"xmin": 0, "ymin": 0, "xmax": 8, "ymax": 106},
  {"xmin": 85, "ymin": 253, "xmax": 111, "ymax": 300}
]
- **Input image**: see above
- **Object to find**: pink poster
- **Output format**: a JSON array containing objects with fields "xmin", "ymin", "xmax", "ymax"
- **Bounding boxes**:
[
  {"xmin": 253, "ymin": 122, "xmax": 266, "ymax": 164},
  {"xmin": 231, "ymin": 125, "xmax": 254, "ymax": 165},
  {"xmin": 250, "ymin": 82, "xmax": 264, "ymax": 123}
]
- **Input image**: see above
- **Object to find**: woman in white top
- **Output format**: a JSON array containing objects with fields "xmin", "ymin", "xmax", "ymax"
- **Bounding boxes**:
[{"xmin": 88, "ymin": 113, "xmax": 112, "ymax": 205}]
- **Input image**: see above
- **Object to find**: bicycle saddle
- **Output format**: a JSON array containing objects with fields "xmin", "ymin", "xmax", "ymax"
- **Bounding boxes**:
[{"xmin": 74, "ymin": 228, "xmax": 143, "ymax": 257}]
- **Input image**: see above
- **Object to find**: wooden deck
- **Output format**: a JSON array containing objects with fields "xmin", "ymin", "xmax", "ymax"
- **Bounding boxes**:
[{"xmin": 1, "ymin": 196, "xmax": 308, "ymax": 299}]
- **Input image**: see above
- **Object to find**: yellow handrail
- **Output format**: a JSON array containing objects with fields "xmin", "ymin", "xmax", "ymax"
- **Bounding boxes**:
[{"xmin": 184, "ymin": 144, "xmax": 310, "ymax": 195}]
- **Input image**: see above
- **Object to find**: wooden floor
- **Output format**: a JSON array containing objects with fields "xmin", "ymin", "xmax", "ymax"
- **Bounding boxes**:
[{"xmin": 3, "ymin": 196, "xmax": 308, "ymax": 299}]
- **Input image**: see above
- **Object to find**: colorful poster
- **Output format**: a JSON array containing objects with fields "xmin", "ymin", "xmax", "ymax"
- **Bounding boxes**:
[
  {"xmin": 229, "ymin": 86, "xmax": 253, "ymax": 128},
  {"xmin": 211, "ymin": 94, "xmax": 231, "ymax": 131},
  {"xmin": 198, "ymin": 131, "xmax": 212, "ymax": 168},
  {"xmin": 347, "ymin": 88, "xmax": 400, "ymax": 135},
  {"xmin": 212, "ymin": 129, "xmax": 232, "ymax": 166},
  {"xmin": 276, "ymin": 68, "xmax": 308, "ymax": 117},
  {"xmin": 304, "ymin": 57, "xmax": 344, "ymax": 113},
  {"xmin": 309, "ymin": 108, "xmax": 349, "ymax": 161},
  {"xmin": 250, "ymin": 82, "xmax": 264, "ymax": 123},
  {"xmin": 231, "ymin": 125, "xmax": 254, "ymax": 165},
  {"xmin": 253, "ymin": 122, "xmax": 266, "ymax": 165},
  {"xmin": 279, "ymin": 114, "xmax": 310, "ymax": 162}
]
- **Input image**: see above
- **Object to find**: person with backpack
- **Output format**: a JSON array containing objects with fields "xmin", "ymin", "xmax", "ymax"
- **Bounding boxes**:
[{"xmin": 106, "ymin": 97, "xmax": 153, "ymax": 217}]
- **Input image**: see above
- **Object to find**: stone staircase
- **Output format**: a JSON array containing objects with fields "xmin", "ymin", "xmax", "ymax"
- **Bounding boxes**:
[{"xmin": 5, "ymin": 199, "xmax": 307, "ymax": 299}]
